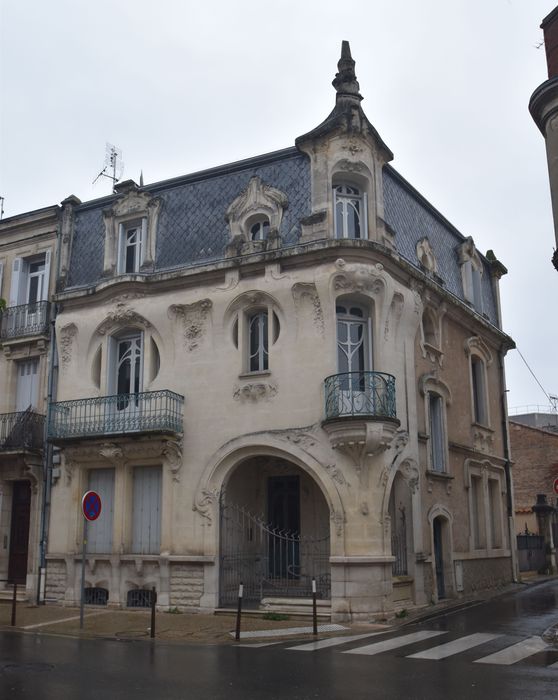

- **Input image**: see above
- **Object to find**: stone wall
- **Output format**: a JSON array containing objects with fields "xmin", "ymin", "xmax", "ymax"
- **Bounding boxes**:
[
  {"xmin": 169, "ymin": 564, "xmax": 204, "ymax": 610},
  {"xmin": 461, "ymin": 557, "xmax": 512, "ymax": 594},
  {"xmin": 45, "ymin": 559, "xmax": 66, "ymax": 603}
]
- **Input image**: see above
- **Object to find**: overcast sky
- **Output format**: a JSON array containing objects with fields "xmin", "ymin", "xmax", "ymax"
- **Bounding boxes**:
[{"xmin": 1, "ymin": 0, "xmax": 556, "ymax": 411}]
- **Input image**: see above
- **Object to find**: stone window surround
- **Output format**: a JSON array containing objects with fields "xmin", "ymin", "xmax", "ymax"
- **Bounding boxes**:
[
  {"xmin": 419, "ymin": 373, "xmax": 452, "ymax": 476},
  {"xmin": 101, "ymin": 183, "xmax": 162, "ymax": 278},
  {"xmin": 457, "ymin": 236, "xmax": 483, "ymax": 312},
  {"xmin": 465, "ymin": 336, "xmax": 493, "ymax": 430},
  {"xmin": 464, "ymin": 458, "xmax": 506, "ymax": 554}
]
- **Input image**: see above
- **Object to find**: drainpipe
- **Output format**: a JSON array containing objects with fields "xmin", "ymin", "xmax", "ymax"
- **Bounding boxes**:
[
  {"xmin": 498, "ymin": 345, "xmax": 518, "ymax": 583},
  {"xmin": 36, "ymin": 217, "xmax": 62, "ymax": 604}
]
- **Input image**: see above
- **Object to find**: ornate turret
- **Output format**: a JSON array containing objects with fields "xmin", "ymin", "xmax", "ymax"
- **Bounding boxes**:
[{"xmin": 296, "ymin": 41, "xmax": 392, "ymax": 160}]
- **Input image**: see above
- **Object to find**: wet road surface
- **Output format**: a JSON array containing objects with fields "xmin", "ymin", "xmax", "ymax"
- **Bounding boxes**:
[{"xmin": 1, "ymin": 580, "xmax": 557, "ymax": 699}]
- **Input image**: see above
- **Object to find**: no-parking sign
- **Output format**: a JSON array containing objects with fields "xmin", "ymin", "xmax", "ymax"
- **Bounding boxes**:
[{"xmin": 81, "ymin": 490, "xmax": 102, "ymax": 521}]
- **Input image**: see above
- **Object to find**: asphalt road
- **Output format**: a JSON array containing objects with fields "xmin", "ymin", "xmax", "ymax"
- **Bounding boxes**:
[{"xmin": 1, "ymin": 580, "xmax": 557, "ymax": 700}]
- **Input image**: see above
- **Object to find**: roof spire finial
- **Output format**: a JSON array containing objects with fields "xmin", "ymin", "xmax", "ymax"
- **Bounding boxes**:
[{"xmin": 332, "ymin": 40, "xmax": 362, "ymax": 102}]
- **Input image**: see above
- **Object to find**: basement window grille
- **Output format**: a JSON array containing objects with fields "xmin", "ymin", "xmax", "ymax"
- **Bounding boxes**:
[
  {"xmin": 83, "ymin": 587, "xmax": 109, "ymax": 606},
  {"xmin": 127, "ymin": 589, "xmax": 153, "ymax": 608}
]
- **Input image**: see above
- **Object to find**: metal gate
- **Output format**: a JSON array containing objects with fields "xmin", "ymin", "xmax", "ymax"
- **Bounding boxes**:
[
  {"xmin": 516, "ymin": 534, "xmax": 546, "ymax": 572},
  {"xmin": 219, "ymin": 502, "xmax": 330, "ymax": 607}
]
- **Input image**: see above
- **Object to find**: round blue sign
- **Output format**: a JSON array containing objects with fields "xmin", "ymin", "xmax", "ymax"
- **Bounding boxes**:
[{"xmin": 82, "ymin": 490, "xmax": 102, "ymax": 521}]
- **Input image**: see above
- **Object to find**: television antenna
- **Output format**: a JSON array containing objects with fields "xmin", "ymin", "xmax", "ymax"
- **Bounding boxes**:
[
  {"xmin": 93, "ymin": 143, "xmax": 124, "ymax": 192},
  {"xmin": 0, "ymin": 196, "xmax": 4, "ymax": 220},
  {"xmin": 550, "ymin": 394, "xmax": 558, "ymax": 413}
]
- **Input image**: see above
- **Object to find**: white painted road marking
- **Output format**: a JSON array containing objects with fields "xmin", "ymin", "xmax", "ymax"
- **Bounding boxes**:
[
  {"xmin": 288, "ymin": 631, "xmax": 387, "ymax": 651},
  {"xmin": 474, "ymin": 636, "xmax": 548, "ymax": 665},
  {"xmin": 407, "ymin": 633, "xmax": 501, "ymax": 660},
  {"xmin": 343, "ymin": 630, "xmax": 447, "ymax": 656}
]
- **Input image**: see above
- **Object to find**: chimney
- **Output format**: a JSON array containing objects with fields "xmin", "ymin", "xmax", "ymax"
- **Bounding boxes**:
[{"xmin": 542, "ymin": 7, "xmax": 558, "ymax": 78}]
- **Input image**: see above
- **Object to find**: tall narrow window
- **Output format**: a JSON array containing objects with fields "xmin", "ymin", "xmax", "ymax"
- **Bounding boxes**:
[
  {"xmin": 132, "ymin": 466, "xmax": 162, "ymax": 554},
  {"xmin": 15, "ymin": 358, "xmax": 39, "ymax": 412},
  {"xmin": 336, "ymin": 303, "xmax": 369, "ymax": 374},
  {"xmin": 109, "ymin": 332, "xmax": 143, "ymax": 413},
  {"xmin": 429, "ymin": 393, "xmax": 446, "ymax": 472},
  {"xmin": 334, "ymin": 185, "xmax": 365, "ymax": 239},
  {"xmin": 471, "ymin": 357, "xmax": 488, "ymax": 425},
  {"xmin": 488, "ymin": 478, "xmax": 502, "ymax": 548},
  {"xmin": 117, "ymin": 220, "xmax": 146, "ymax": 274},
  {"xmin": 248, "ymin": 311, "xmax": 268, "ymax": 372},
  {"xmin": 471, "ymin": 475, "xmax": 484, "ymax": 549}
]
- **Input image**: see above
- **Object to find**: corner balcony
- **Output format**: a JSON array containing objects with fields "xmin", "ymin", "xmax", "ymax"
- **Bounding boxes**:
[
  {"xmin": 0, "ymin": 410, "xmax": 45, "ymax": 451},
  {"xmin": 322, "ymin": 371, "xmax": 400, "ymax": 461},
  {"xmin": 0, "ymin": 302, "xmax": 50, "ymax": 341},
  {"xmin": 48, "ymin": 390, "xmax": 184, "ymax": 443}
]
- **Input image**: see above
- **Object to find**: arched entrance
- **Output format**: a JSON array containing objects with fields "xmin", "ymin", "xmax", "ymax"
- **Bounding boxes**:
[{"xmin": 219, "ymin": 455, "xmax": 330, "ymax": 607}]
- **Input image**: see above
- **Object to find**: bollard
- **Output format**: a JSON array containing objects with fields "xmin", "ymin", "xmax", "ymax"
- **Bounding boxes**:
[
  {"xmin": 235, "ymin": 582, "xmax": 244, "ymax": 641},
  {"xmin": 312, "ymin": 577, "xmax": 318, "ymax": 636},
  {"xmin": 150, "ymin": 587, "xmax": 157, "ymax": 639},
  {"xmin": 11, "ymin": 583, "xmax": 17, "ymax": 627}
]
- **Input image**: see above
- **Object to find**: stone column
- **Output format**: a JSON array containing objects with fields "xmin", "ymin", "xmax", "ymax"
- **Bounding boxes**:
[{"xmin": 532, "ymin": 493, "xmax": 556, "ymax": 574}]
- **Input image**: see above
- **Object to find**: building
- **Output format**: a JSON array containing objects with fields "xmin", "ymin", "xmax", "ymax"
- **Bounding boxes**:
[
  {"xmin": 0, "ymin": 205, "xmax": 59, "ymax": 601},
  {"xmin": 529, "ymin": 5, "xmax": 558, "ymax": 270},
  {"xmin": 10, "ymin": 43, "xmax": 516, "ymax": 620},
  {"xmin": 509, "ymin": 416, "xmax": 558, "ymax": 534}
]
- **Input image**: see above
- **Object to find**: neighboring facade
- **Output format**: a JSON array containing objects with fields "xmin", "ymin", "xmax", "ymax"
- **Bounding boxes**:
[
  {"xmin": 0, "ymin": 205, "xmax": 59, "ymax": 600},
  {"xmin": 529, "ymin": 5, "xmax": 558, "ymax": 270},
  {"xmin": 41, "ymin": 43, "xmax": 515, "ymax": 620},
  {"xmin": 509, "ymin": 418, "xmax": 558, "ymax": 534}
]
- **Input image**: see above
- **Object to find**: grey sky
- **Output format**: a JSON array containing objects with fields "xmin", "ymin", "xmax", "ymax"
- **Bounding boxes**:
[{"xmin": 0, "ymin": 0, "xmax": 556, "ymax": 411}]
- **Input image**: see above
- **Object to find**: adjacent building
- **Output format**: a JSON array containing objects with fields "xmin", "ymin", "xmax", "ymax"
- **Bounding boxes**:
[
  {"xmin": 0, "ymin": 205, "xmax": 59, "ymax": 601},
  {"xmin": 1, "ymin": 43, "xmax": 516, "ymax": 620},
  {"xmin": 529, "ymin": 5, "xmax": 558, "ymax": 269}
]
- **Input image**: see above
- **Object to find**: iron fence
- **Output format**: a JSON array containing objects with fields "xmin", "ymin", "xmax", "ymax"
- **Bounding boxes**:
[
  {"xmin": 219, "ymin": 503, "xmax": 331, "ymax": 606},
  {"xmin": 0, "ymin": 410, "xmax": 45, "ymax": 451},
  {"xmin": 0, "ymin": 301, "xmax": 50, "ymax": 340},
  {"xmin": 48, "ymin": 390, "xmax": 184, "ymax": 440},
  {"xmin": 324, "ymin": 371, "xmax": 397, "ymax": 420}
]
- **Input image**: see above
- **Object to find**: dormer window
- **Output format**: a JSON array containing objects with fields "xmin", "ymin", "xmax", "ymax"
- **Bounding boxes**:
[
  {"xmin": 117, "ymin": 220, "xmax": 146, "ymax": 274},
  {"xmin": 334, "ymin": 184, "xmax": 367, "ymax": 239},
  {"xmin": 250, "ymin": 218, "xmax": 270, "ymax": 241},
  {"xmin": 458, "ymin": 237, "xmax": 483, "ymax": 313}
]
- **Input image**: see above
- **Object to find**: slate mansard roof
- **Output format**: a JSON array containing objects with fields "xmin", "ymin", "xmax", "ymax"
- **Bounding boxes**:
[{"xmin": 66, "ymin": 146, "xmax": 499, "ymax": 327}]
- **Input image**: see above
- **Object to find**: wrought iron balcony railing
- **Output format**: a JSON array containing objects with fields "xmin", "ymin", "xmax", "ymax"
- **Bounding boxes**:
[
  {"xmin": 0, "ymin": 301, "xmax": 50, "ymax": 341},
  {"xmin": 48, "ymin": 390, "xmax": 184, "ymax": 441},
  {"xmin": 0, "ymin": 410, "xmax": 45, "ymax": 451},
  {"xmin": 324, "ymin": 371, "xmax": 397, "ymax": 421}
]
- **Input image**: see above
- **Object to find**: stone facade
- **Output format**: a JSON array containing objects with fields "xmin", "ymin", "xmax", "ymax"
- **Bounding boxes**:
[{"xmin": 1, "ymin": 43, "xmax": 517, "ymax": 620}]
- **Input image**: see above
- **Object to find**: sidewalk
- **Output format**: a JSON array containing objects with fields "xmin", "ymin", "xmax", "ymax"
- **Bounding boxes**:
[{"xmin": 0, "ymin": 574, "xmax": 555, "ymax": 646}]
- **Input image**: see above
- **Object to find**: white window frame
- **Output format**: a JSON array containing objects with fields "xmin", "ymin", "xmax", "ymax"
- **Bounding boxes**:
[
  {"xmin": 117, "ymin": 219, "xmax": 147, "ymax": 275},
  {"xmin": 250, "ymin": 218, "xmax": 270, "ymax": 241},
  {"xmin": 15, "ymin": 357, "xmax": 40, "ymax": 412},
  {"xmin": 9, "ymin": 251, "xmax": 51, "ymax": 307},
  {"xmin": 333, "ymin": 184, "xmax": 368, "ymax": 240}
]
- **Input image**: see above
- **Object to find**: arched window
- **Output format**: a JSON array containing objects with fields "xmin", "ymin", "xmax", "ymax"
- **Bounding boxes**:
[
  {"xmin": 334, "ymin": 184, "xmax": 366, "ymax": 239},
  {"xmin": 336, "ymin": 302, "xmax": 371, "ymax": 374},
  {"xmin": 248, "ymin": 310, "xmax": 269, "ymax": 372},
  {"xmin": 250, "ymin": 218, "xmax": 270, "ymax": 241},
  {"xmin": 428, "ymin": 392, "xmax": 446, "ymax": 473}
]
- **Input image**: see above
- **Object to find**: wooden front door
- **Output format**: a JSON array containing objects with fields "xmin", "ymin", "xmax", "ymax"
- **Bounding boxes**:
[{"xmin": 8, "ymin": 481, "xmax": 31, "ymax": 584}]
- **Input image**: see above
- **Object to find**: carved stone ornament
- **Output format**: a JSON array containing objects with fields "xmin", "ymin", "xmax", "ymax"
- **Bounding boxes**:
[
  {"xmin": 192, "ymin": 487, "xmax": 220, "ymax": 525},
  {"xmin": 379, "ymin": 428, "xmax": 409, "ymax": 488},
  {"xmin": 162, "ymin": 439, "xmax": 183, "ymax": 482},
  {"xmin": 225, "ymin": 176, "xmax": 288, "ymax": 240},
  {"xmin": 472, "ymin": 426, "xmax": 494, "ymax": 454},
  {"xmin": 98, "ymin": 443, "xmax": 125, "ymax": 466},
  {"xmin": 270, "ymin": 424, "xmax": 320, "ymax": 453},
  {"xmin": 333, "ymin": 258, "xmax": 385, "ymax": 295},
  {"xmin": 324, "ymin": 463, "xmax": 350, "ymax": 488},
  {"xmin": 168, "ymin": 299, "xmax": 213, "ymax": 352},
  {"xmin": 335, "ymin": 158, "xmax": 365, "ymax": 173},
  {"xmin": 97, "ymin": 302, "xmax": 152, "ymax": 336},
  {"xmin": 59, "ymin": 323, "xmax": 78, "ymax": 366},
  {"xmin": 233, "ymin": 383, "xmax": 278, "ymax": 402},
  {"xmin": 330, "ymin": 510, "xmax": 345, "ymax": 537},
  {"xmin": 399, "ymin": 459, "xmax": 420, "ymax": 495},
  {"xmin": 416, "ymin": 237, "xmax": 438, "ymax": 274},
  {"xmin": 291, "ymin": 283, "xmax": 325, "ymax": 337}
]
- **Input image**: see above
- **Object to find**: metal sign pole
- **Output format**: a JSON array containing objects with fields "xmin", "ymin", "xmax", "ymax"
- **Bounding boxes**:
[{"xmin": 79, "ymin": 518, "xmax": 87, "ymax": 630}]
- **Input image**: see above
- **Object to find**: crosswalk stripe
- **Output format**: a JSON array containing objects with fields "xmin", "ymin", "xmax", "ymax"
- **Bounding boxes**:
[
  {"xmin": 236, "ymin": 642, "xmax": 281, "ymax": 648},
  {"xmin": 287, "ymin": 631, "xmax": 387, "ymax": 651},
  {"xmin": 548, "ymin": 660, "xmax": 558, "ymax": 669},
  {"xmin": 343, "ymin": 630, "xmax": 447, "ymax": 656},
  {"xmin": 407, "ymin": 633, "xmax": 501, "ymax": 660},
  {"xmin": 474, "ymin": 636, "xmax": 548, "ymax": 665}
]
